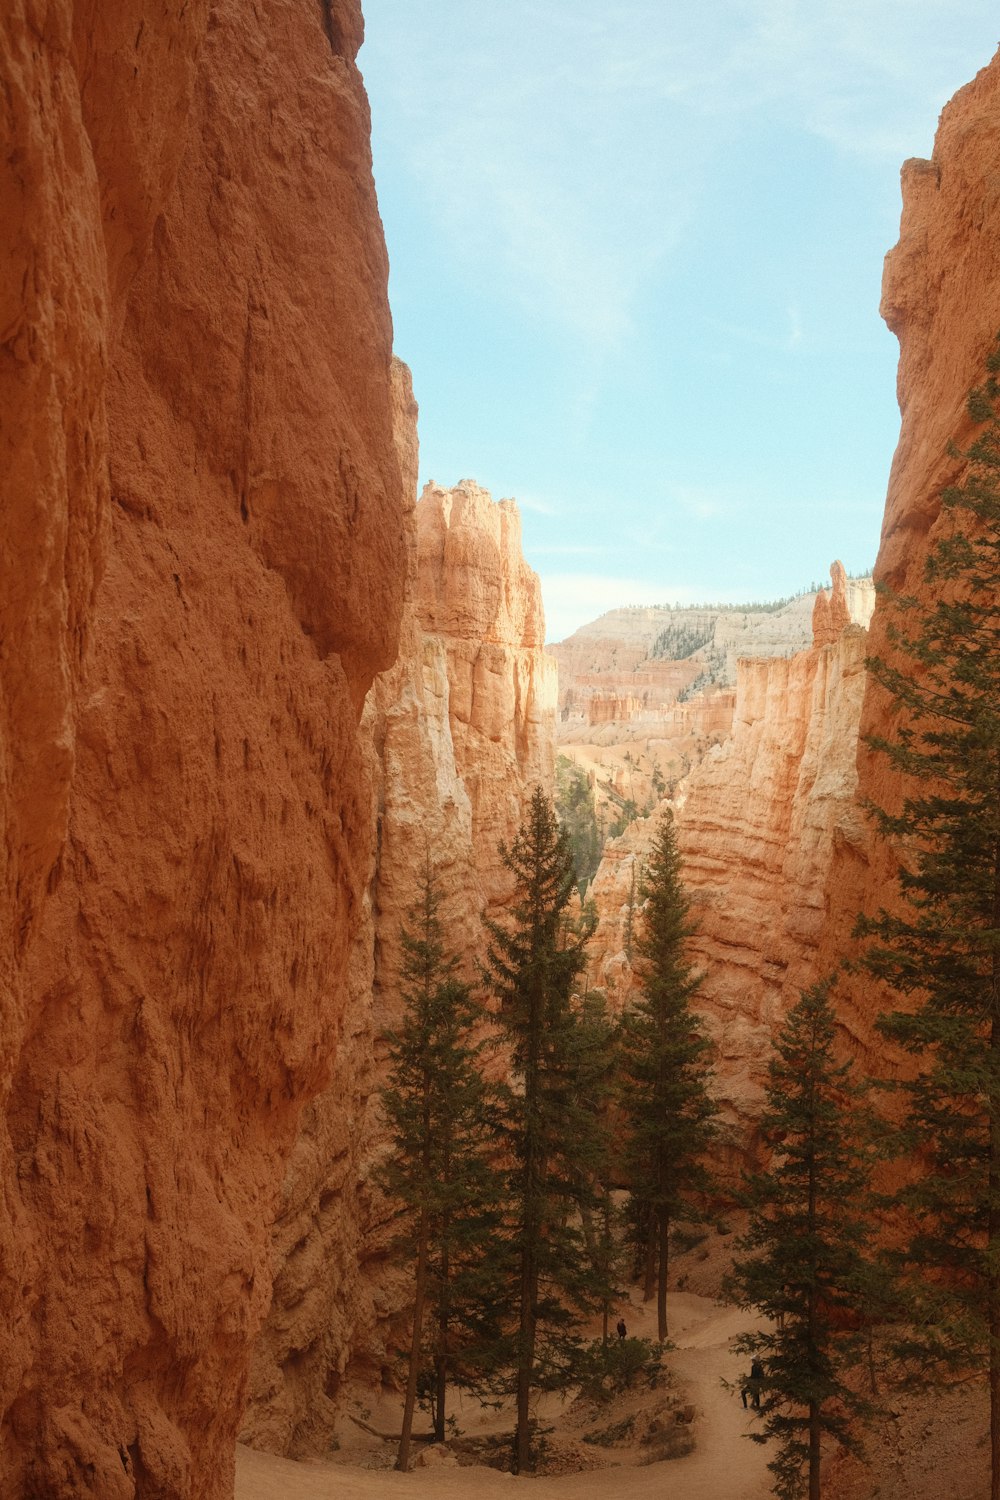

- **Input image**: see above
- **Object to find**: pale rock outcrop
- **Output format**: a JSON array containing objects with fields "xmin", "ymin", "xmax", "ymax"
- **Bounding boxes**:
[
  {"xmin": 1, "ymin": 4, "xmax": 407, "ymax": 1497},
  {"xmin": 243, "ymin": 472, "xmax": 558, "ymax": 1455},
  {"xmin": 416, "ymin": 479, "xmax": 558, "ymax": 913},
  {"xmin": 583, "ymin": 565, "xmax": 871, "ymax": 1143},
  {"xmin": 554, "ymin": 581, "xmax": 872, "ymax": 847}
]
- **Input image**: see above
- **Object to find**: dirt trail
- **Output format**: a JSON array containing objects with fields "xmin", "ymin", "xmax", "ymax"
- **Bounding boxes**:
[{"xmin": 236, "ymin": 1293, "xmax": 773, "ymax": 1500}]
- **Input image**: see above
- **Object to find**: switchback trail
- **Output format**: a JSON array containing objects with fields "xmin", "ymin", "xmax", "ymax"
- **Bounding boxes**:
[{"xmin": 236, "ymin": 1293, "xmax": 773, "ymax": 1500}]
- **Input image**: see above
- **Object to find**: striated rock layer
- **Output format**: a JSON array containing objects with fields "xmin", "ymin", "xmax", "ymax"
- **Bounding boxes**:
[
  {"xmin": 1, "ymin": 4, "xmax": 407, "ymax": 1497},
  {"xmin": 243, "ymin": 473, "xmax": 557, "ymax": 1456},
  {"xmin": 553, "ymin": 581, "xmax": 872, "ymax": 839},
  {"xmin": 819, "ymin": 46, "xmax": 1000, "ymax": 1063},
  {"xmin": 583, "ymin": 565, "xmax": 872, "ymax": 1155}
]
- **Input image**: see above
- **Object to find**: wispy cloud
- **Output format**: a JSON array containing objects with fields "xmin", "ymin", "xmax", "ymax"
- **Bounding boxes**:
[{"xmin": 365, "ymin": 0, "xmax": 998, "ymax": 361}]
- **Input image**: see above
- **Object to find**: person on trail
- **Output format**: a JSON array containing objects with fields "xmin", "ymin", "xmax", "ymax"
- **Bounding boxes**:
[
  {"xmin": 616, "ymin": 1318, "xmax": 627, "ymax": 1340},
  {"xmin": 741, "ymin": 1356, "xmax": 765, "ymax": 1410}
]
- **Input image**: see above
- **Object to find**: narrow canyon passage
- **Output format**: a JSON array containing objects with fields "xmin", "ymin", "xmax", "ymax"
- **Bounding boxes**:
[{"xmin": 235, "ymin": 1293, "xmax": 772, "ymax": 1500}]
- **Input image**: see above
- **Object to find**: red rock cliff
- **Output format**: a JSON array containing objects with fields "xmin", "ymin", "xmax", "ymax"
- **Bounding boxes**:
[
  {"xmin": 242, "ymin": 472, "xmax": 558, "ymax": 1455},
  {"xmin": 820, "ymin": 49, "xmax": 1000, "ymax": 1061},
  {"xmin": 1, "ymin": 3, "xmax": 406, "ymax": 1496}
]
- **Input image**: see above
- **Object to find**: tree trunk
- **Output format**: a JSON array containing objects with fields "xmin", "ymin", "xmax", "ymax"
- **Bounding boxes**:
[
  {"xmin": 435, "ymin": 1217, "xmax": 450, "ymax": 1441},
  {"xmin": 601, "ymin": 1191, "xmax": 611, "ymax": 1345},
  {"xmin": 990, "ymin": 997, "xmax": 1000, "ymax": 1500},
  {"xmin": 807, "ymin": 1081, "xmax": 820, "ymax": 1500},
  {"xmin": 809, "ymin": 1399, "xmax": 821, "ymax": 1500},
  {"xmin": 657, "ymin": 1209, "xmax": 669, "ymax": 1342},
  {"xmin": 653, "ymin": 1212, "xmax": 668, "ymax": 1344},
  {"xmin": 515, "ymin": 1009, "xmax": 543, "ymax": 1477},
  {"xmin": 397, "ymin": 1209, "xmax": 429, "ymax": 1473},
  {"xmin": 643, "ymin": 1218, "xmax": 656, "ymax": 1303},
  {"xmin": 515, "ymin": 1244, "xmax": 538, "ymax": 1473}
]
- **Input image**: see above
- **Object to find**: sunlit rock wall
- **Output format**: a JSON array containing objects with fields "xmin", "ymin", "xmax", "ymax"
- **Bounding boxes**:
[{"xmin": 583, "ymin": 565, "xmax": 873, "ymax": 1159}]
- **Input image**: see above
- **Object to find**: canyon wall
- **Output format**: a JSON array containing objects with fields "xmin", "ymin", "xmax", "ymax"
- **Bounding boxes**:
[
  {"xmin": 0, "ymin": 4, "xmax": 407, "ymax": 1497},
  {"xmin": 818, "ymin": 46, "xmax": 1000, "ymax": 1063},
  {"xmin": 584, "ymin": 565, "xmax": 872, "ymax": 1151},
  {"xmin": 243, "ymin": 474, "xmax": 557, "ymax": 1456}
]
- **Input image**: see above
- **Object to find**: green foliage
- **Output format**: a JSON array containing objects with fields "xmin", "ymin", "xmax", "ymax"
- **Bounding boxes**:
[
  {"xmin": 676, "ymin": 646, "xmax": 728, "ymax": 701},
  {"xmin": 726, "ymin": 979, "xmax": 878, "ymax": 1500},
  {"xmin": 582, "ymin": 1413, "xmax": 637, "ymax": 1446},
  {"xmin": 379, "ymin": 864, "xmax": 504, "ymax": 1454},
  {"xmin": 571, "ymin": 1337, "xmax": 664, "ymax": 1402},
  {"xmin": 619, "ymin": 813, "xmax": 716, "ymax": 1339},
  {"xmin": 481, "ymin": 788, "xmax": 617, "ymax": 1471},
  {"xmin": 650, "ymin": 620, "xmax": 715, "ymax": 661},
  {"xmin": 856, "ymin": 337, "xmax": 1000, "ymax": 1458},
  {"xmin": 554, "ymin": 755, "xmax": 601, "ymax": 894},
  {"xmin": 600, "ymin": 775, "xmax": 640, "ymax": 839}
]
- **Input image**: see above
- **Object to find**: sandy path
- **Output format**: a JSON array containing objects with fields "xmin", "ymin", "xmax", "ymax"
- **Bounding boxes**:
[{"xmin": 235, "ymin": 1293, "xmax": 773, "ymax": 1500}]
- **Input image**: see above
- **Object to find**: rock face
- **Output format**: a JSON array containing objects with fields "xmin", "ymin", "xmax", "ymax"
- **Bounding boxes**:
[
  {"xmin": 242, "ymin": 474, "xmax": 557, "ymax": 1456},
  {"xmin": 1, "ymin": 4, "xmax": 406, "ymax": 1497},
  {"xmin": 552, "ymin": 582, "xmax": 872, "ymax": 840},
  {"xmin": 414, "ymin": 480, "xmax": 557, "ymax": 913},
  {"xmin": 583, "ymin": 565, "xmax": 872, "ymax": 1151},
  {"xmin": 819, "ymin": 47, "xmax": 1000, "ymax": 1058}
]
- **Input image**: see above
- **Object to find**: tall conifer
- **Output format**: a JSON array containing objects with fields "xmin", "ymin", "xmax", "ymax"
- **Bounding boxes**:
[
  {"xmin": 481, "ymin": 788, "xmax": 608, "ymax": 1473},
  {"xmin": 379, "ymin": 865, "xmax": 501, "ymax": 1471},
  {"xmin": 727, "ymin": 980, "xmax": 876, "ymax": 1500},
  {"xmin": 619, "ymin": 813, "xmax": 716, "ymax": 1340}
]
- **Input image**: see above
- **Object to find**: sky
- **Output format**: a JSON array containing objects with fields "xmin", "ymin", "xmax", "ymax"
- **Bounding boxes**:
[{"xmin": 359, "ymin": 4, "xmax": 1000, "ymax": 643}]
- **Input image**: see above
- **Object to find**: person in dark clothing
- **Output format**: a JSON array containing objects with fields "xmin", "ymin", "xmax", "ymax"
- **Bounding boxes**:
[
  {"xmin": 616, "ymin": 1318, "xmax": 627, "ymax": 1340},
  {"xmin": 741, "ymin": 1356, "xmax": 765, "ymax": 1409}
]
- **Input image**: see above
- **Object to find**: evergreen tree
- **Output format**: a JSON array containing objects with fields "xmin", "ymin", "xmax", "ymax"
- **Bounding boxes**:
[
  {"xmin": 481, "ymin": 787, "xmax": 609, "ymax": 1473},
  {"xmin": 379, "ymin": 865, "xmax": 501, "ymax": 1471},
  {"xmin": 858, "ymin": 338, "xmax": 1000, "ymax": 1499},
  {"xmin": 566, "ymin": 988, "xmax": 625, "ymax": 1345},
  {"xmin": 619, "ymin": 813, "xmax": 716, "ymax": 1340},
  {"xmin": 554, "ymin": 756, "xmax": 602, "ymax": 894},
  {"xmin": 726, "ymin": 979, "xmax": 876, "ymax": 1500}
]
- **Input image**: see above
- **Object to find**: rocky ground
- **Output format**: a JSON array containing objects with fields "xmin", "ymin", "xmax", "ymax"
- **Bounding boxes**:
[
  {"xmin": 236, "ymin": 1226, "xmax": 994, "ymax": 1500},
  {"xmin": 236, "ymin": 1272, "xmax": 773, "ymax": 1500}
]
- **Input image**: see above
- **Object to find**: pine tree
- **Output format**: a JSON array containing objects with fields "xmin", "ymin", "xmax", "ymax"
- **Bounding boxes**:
[
  {"xmin": 857, "ymin": 336, "xmax": 1000, "ymax": 1500},
  {"xmin": 379, "ymin": 865, "xmax": 501, "ymax": 1471},
  {"xmin": 481, "ymin": 787, "xmax": 609, "ymax": 1473},
  {"xmin": 726, "ymin": 979, "xmax": 876, "ymax": 1500},
  {"xmin": 619, "ymin": 813, "xmax": 716, "ymax": 1340},
  {"xmin": 554, "ymin": 755, "xmax": 602, "ymax": 894},
  {"xmin": 566, "ymin": 988, "xmax": 625, "ymax": 1346}
]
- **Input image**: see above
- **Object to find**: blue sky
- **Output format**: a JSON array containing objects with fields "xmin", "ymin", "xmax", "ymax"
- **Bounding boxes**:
[{"xmin": 360, "ymin": 4, "xmax": 1000, "ymax": 642}]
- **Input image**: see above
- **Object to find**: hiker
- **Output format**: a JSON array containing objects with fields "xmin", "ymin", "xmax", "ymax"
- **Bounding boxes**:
[
  {"xmin": 741, "ymin": 1356, "xmax": 765, "ymax": 1409},
  {"xmin": 616, "ymin": 1317, "xmax": 627, "ymax": 1340}
]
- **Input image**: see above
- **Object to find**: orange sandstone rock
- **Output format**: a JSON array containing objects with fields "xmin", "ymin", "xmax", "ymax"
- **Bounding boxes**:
[
  {"xmin": 820, "ymin": 48, "xmax": 1000, "ymax": 1059},
  {"xmin": 242, "ymin": 471, "xmax": 558, "ymax": 1455},
  {"xmin": 1, "ymin": 3, "xmax": 406, "ymax": 1496}
]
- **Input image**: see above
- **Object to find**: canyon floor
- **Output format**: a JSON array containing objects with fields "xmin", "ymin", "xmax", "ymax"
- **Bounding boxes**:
[
  {"xmin": 236, "ymin": 1275, "xmax": 994, "ymax": 1500},
  {"xmin": 236, "ymin": 1290, "xmax": 773, "ymax": 1500}
]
